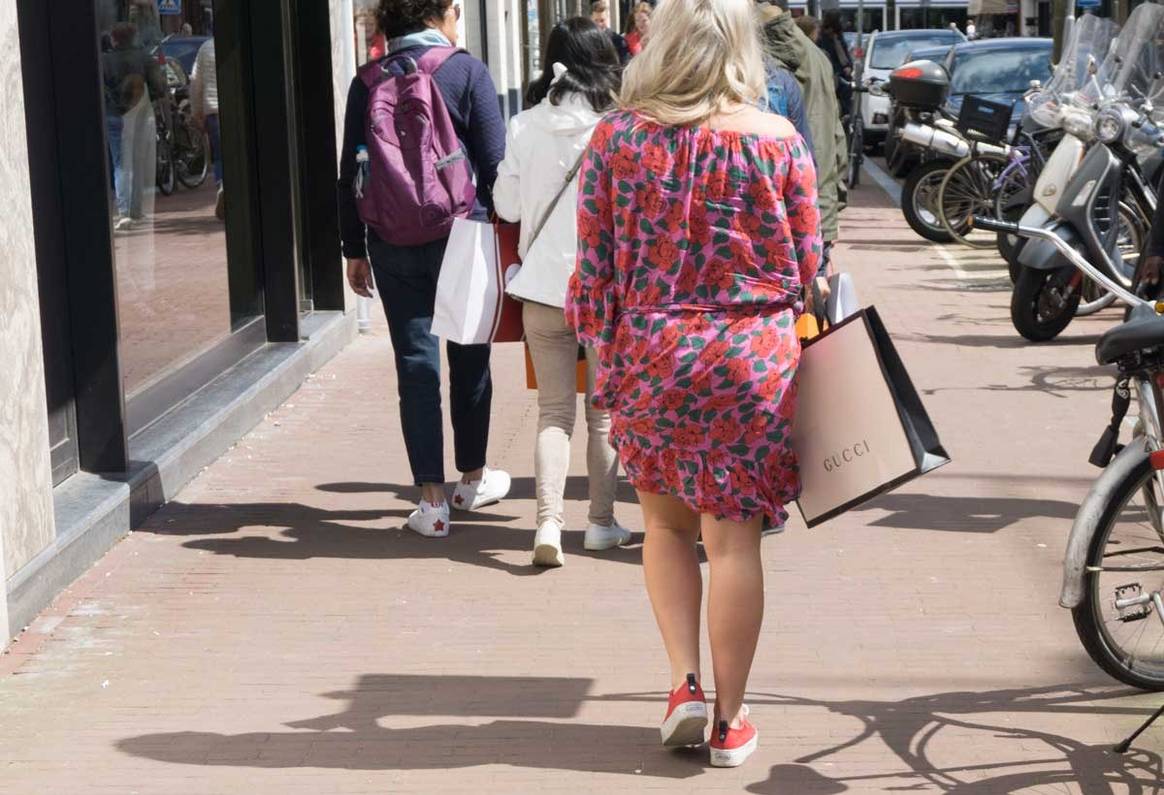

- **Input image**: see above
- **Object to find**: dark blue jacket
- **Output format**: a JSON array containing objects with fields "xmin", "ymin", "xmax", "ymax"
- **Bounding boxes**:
[{"xmin": 337, "ymin": 47, "xmax": 506, "ymax": 259}]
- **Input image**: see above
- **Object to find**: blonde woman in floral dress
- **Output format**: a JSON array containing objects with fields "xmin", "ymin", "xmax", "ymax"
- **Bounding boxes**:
[{"xmin": 565, "ymin": 0, "xmax": 821, "ymax": 769}]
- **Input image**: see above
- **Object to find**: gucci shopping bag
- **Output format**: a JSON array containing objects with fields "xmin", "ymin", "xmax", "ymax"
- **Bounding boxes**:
[
  {"xmin": 431, "ymin": 219, "xmax": 524, "ymax": 345},
  {"xmin": 792, "ymin": 307, "xmax": 949, "ymax": 527}
]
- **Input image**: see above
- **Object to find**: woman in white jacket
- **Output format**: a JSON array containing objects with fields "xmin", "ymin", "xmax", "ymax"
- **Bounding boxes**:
[{"xmin": 494, "ymin": 18, "xmax": 630, "ymax": 567}]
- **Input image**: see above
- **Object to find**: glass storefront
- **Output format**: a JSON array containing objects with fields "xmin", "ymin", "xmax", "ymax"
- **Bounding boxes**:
[
  {"xmin": 95, "ymin": 0, "xmax": 247, "ymax": 399},
  {"xmin": 900, "ymin": 6, "xmax": 970, "ymax": 29}
]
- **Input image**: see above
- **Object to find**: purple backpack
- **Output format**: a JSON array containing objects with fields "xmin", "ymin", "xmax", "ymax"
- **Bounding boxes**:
[{"xmin": 355, "ymin": 47, "xmax": 476, "ymax": 246}]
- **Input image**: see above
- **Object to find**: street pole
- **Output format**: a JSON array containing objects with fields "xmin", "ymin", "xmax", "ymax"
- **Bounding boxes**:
[
  {"xmin": 1051, "ymin": 0, "xmax": 1069, "ymax": 61},
  {"xmin": 857, "ymin": 0, "xmax": 864, "ymax": 51}
]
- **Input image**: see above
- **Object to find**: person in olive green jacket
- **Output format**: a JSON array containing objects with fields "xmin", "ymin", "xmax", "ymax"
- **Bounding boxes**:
[{"xmin": 757, "ymin": 0, "xmax": 846, "ymax": 274}]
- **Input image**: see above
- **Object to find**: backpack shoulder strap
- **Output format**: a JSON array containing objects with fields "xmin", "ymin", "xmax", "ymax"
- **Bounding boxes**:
[{"xmin": 416, "ymin": 46, "xmax": 467, "ymax": 74}]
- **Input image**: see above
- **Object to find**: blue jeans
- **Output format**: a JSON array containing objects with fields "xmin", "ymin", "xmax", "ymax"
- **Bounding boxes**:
[
  {"xmin": 106, "ymin": 114, "xmax": 127, "ymax": 215},
  {"xmin": 205, "ymin": 113, "xmax": 223, "ymax": 185},
  {"xmin": 368, "ymin": 236, "xmax": 493, "ymax": 486}
]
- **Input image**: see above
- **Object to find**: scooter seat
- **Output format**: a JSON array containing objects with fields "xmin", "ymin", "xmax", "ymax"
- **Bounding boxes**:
[{"xmin": 1096, "ymin": 308, "xmax": 1164, "ymax": 365}]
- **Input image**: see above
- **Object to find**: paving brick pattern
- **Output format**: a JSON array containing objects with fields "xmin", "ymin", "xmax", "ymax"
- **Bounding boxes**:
[{"xmin": 2, "ymin": 173, "xmax": 1161, "ymax": 793}]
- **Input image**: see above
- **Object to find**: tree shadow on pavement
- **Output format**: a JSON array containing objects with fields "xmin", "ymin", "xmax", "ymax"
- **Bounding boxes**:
[
  {"xmin": 115, "ymin": 673, "xmax": 705, "ymax": 778},
  {"xmin": 137, "ymin": 500, "xmax": 645, "ymax": 576},
  {"xmin": 854, "ymin": 493, "xmax": 1079, "ymax": 534}
]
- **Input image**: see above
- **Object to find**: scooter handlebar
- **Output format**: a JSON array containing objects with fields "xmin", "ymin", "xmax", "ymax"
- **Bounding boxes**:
[
  {"xmin": 971, "ymin": 216, "xmax": 1148, "ymax": 309},
  {"xmin": 970, "ymin": 216, "xmax": 1021, "ymax": 234}
]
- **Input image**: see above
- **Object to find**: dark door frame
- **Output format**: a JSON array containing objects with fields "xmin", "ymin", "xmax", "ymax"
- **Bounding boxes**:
[
  {"xmin": 15, "ymin": 0, "xmax": 341, "ymax": 477},
  {"xmin": 18, "ymin": 0, "xmax": 129, "ymax": 475}
]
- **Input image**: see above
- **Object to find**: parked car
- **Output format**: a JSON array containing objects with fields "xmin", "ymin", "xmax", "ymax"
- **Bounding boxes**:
[
  {"xmin": 884, "ymin": 37, "xmax": 1053, "ymax": 175},
  {"xmin": 858, "ymin": 29, "xmax": 964, "ymax": 146},
  {"xmin": 157, "ymin": 35, "xmax": 210, "ymax": 76}
]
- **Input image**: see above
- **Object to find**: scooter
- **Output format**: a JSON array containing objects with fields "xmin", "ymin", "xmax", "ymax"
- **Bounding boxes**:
[{"xmin": 1008, "ymin": 4, "xmax": 1162, "ymax": 342}]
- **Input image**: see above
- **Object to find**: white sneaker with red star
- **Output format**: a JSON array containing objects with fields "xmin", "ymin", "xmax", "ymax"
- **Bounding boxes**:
[
  {"xmin": 451, "ymin": 468, "xmax": 511, "ymax": 512},
  {"xmin": 407, "ymin": 500, "xmax": 450, "ymax": 538}
]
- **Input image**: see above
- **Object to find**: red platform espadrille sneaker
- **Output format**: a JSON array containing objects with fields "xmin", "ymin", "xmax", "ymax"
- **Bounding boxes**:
[
  {"xmin": 709, "ymin": 705, "xmax": 758, "ymax": 767},
  {"xmin": 660, "ymin": 673, "xmax": 708, "ymax": 747}
]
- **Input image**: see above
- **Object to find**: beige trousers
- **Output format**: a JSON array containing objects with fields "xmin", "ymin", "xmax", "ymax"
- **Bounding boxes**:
[{"xmin": 522, "ymin": 301, "xmax": 619, "ymax": 530}]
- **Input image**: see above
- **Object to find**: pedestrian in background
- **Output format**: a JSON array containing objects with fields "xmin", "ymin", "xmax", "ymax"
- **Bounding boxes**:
[
  {"xmin": 624, "ymin": 1, "xmax": 653, "ymax": 56},
  {"xmin": 795, "ymin": 14, "xmax": 820, "ymax": 43},
  {"xmin": 591, "ymin": 0, "xmax": 630, "ymax": 64},
  {"xmin": 818, "ymin": 11, "xmax": 853, "ymax": 121},
  {"xmin": 190, "ymin": 37, "xmax": 225, "ymax": 221},
  {"xmin": 494, "ymin": 18, "xmax": 632, "ymax": 568},
  {"xmin": 758, "ymin": 0, "xmax": 846, "ymax": 277},
  {"xmin": 101, "ymin": 21, "xmax": 164, "ymax": 231},
  {"xmin": 566, "ymin": 0, "xmax": 821, "ymax": 767},
  {"xmin": 338, "ymin": 0, "xmax": 511, "ymax": 539},
  {"xmin": 764, "ymin": 57, "xmax": 813, "ymax": 151}
]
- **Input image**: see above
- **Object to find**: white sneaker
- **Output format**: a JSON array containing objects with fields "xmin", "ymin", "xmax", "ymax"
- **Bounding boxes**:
[
  {"xmin": 532, "ymin": 523, "xmax": 564, "ymax": 568},
  {"xmin": 451, "ymin": 468, "xmax": 511, "ymax": 512},
  {"xmin": 407, "ymin": 500, "xmax": 450, "ymax": 538},
  {"xmin": 584, "ymin": 521, "xmax": 633, "ymax": 551},
  {"xmin": 114, "ymin": 216, "xmax": 134, "ymax": 231}
]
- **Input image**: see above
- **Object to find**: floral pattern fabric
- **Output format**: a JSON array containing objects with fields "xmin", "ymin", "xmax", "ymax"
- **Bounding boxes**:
[{"xmin": 565, "ymin": 110, "xmax": 822, "ymax": 526}]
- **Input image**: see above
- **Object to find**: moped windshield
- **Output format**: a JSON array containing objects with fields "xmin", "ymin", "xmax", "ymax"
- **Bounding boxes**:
[
  {"xmin": 1027, "ymin": 13, "xmax": 1119, "ymax": 127},
  {"xmin": 1099, "ymin": 2, "xmax": 1164, "ymax": 112}
]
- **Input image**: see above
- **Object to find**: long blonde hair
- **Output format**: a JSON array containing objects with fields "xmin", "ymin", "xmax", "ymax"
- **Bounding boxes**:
[{"xmin": 620, "ymin": 0, "xmax": 767, "ymax": 126}]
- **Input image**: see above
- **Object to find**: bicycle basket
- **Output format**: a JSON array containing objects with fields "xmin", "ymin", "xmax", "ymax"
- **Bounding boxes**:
[{"xmin": 955, "ymin": 95, "xmax": 1014, "ymax": 144}]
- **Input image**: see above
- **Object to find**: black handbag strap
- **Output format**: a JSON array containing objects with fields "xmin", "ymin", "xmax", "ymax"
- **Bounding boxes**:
[{"xmin": 526, "ymin": 148, "xmax": 588, "ymax": 251}]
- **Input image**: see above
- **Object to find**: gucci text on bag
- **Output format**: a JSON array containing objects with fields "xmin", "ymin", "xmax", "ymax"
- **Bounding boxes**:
[{"xmin": 823, "ymin": 440, "xmax": 872, "ymax": 473}]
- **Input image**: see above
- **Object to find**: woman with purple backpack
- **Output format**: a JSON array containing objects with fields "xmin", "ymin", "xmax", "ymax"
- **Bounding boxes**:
[{"xmin": 337, "ymin": 0, "xmax": 511, "ymax": 538}]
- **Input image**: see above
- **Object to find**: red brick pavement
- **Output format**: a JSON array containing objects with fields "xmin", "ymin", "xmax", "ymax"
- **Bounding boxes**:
[{"xmin": 1, "ymin": 172, "xmax": 1161, "ymax": 793}]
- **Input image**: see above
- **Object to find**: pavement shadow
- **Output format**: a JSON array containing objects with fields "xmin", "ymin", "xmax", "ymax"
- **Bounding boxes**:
[
  {"xmin": 601, "ymin": 683, "xmax": 1163, "ymax": 793},
  {"xmin": 136, "ymin": 500, "xmax": 645, "ymax": 576},
  {"xmin": 854, "ymin": 493, "xmax": 1079, "ymax": 534},
  {"xmin": 115, "ymin": 673, "xmax": 704, "ymax": 778},
  {"xmin": 918, "ymin": 364, "xmax": 1114, "ymax": 399},
  {"xmin": 318, "ymin": 476, "xmax": 642, "ymax": 506},
  {"xmin": 115, "ymin": 678, "xmax": 1162, "ymax": 785},
  {"xmin": 913, "ymin": 333, "xmax": 1104, "ymax": 350}
]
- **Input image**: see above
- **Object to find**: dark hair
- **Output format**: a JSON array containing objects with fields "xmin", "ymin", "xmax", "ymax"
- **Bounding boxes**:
[
  {"xmin": 525, "ymin": 18, "xmax": 621, "ymax": 113},
  {"xmin": 376, "ymin": 0, "xmax": 450, "ymax": 39},
  {"xmin": 822, "ymin": 10, "xmax": 844, "ymax": 34}
]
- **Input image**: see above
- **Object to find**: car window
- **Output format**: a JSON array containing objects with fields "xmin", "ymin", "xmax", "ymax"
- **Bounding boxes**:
[
  {"xmin": 160, "ymin": 41, "xmax": 200, "ymax": 67},
  {"xmin": 950, "ymin": 47, "xmax": 1053, "ymax": 94},
  {"xmin": 870, "ymin": 33, "xmax": 960, "ymax": 69}
]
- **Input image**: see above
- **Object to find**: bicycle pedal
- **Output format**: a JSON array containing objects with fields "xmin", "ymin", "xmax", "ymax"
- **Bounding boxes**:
[{"xmin": 1115, "ymin": 583, "xmax": 1153, "ymax": 623}]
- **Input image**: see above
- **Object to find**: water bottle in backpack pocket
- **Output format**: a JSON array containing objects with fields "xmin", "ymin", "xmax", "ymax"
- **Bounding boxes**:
[{"xmin": 355, "ymin": 47, "xmax": 477, "ymax": 246}]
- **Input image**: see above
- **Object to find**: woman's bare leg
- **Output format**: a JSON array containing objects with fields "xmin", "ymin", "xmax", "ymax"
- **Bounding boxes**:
[
  {"xmin": 638, "ymin": 490, "xmax": 702, "ymax": 691},
  {"xmin": 700, "ymin": 513, "xmax": 764, "ymax": 727}
]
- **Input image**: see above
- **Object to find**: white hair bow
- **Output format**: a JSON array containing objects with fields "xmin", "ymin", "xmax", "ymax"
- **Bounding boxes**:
[{"xmin": 551, "ymin": 62, "xmax": 569, "ymax": 84}]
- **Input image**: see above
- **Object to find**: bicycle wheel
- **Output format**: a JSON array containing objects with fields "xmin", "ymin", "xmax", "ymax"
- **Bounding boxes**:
[
  {"xmin": 156, "ymin": 137, "xmax": 176, "ymax": 196},
  {"xmin": 938, "ymin": 152, "xmax": 1009, "ymax": 248},
  {"xmin": 901, "ymin": 160, "xmax": 954, "ymax": 243},
  {"xmin": 1073, "ymin": 449, "xmax": 1164, "ymax": 690},
  {"xmin": 177, "ymin": 129, "xmax": 210, "ymax": 189}
]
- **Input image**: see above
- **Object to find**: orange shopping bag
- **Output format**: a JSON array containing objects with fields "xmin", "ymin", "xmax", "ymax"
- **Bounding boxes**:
[
  {"xmin": 796, "ymin": 313, "xmax": 820, "ymax": 341},
  {"xmin": 525, "ymin": 344, "xmax": 587, "ymax": 393}
]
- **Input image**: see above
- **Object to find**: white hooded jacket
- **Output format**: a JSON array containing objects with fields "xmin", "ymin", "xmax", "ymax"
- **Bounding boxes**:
[{"xmin": 494, "ymin": 91, "xmax": 604, "ymax": 309}]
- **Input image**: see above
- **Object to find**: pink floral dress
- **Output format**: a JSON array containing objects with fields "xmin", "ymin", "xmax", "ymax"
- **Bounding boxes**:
[{"xmin": 565, "ymin": 111, "xmax": 822, "ymax": 526}]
